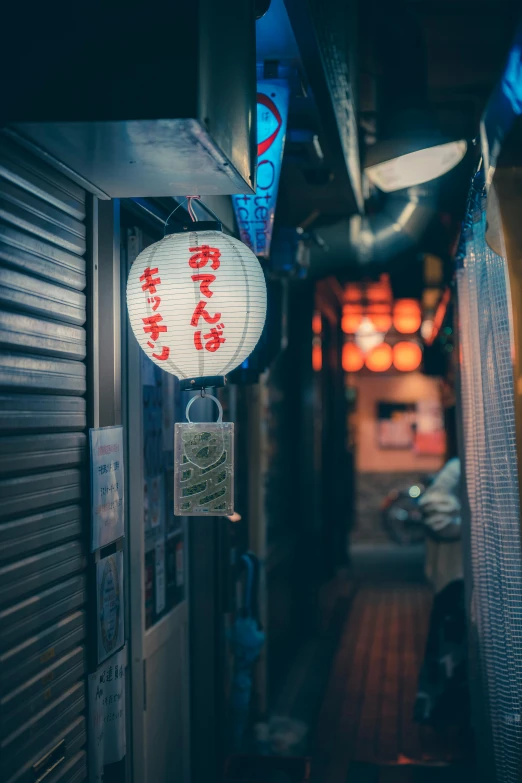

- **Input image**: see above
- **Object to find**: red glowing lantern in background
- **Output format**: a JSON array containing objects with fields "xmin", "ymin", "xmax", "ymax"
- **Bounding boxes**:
[
  {"xmin": 365, "ymin": 343, "xmax": 393, "ymax": 372},
  {"xmin": 393, "ymin": 299, "xmax": 421, "ymax": 334},
  {"xmin": 393, "ymin": 341, "xmax": 423, "ymax": 372},
  {"xmin": 342, "ymin": 304, "xmax": 363, "ymax": 334},
  {"xmin": 312, "ymin": 338, "xmax": 322, "ymax": 372},
  {"xmin": 367, "ymin": 303, "xmax": 392, "ymax": 333},
  {"xmin": 343, "ymin": 343, "xmax": 364, "ymax": 372},
  {"xmin": 312, "ymin": 311, "xmax": 322, "ymax": 335}
]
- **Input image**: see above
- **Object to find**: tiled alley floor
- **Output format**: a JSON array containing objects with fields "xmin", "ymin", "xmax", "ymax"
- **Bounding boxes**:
[{"xmin": 310, "ymin": 582, "xmax": 472, "ymax": 783}]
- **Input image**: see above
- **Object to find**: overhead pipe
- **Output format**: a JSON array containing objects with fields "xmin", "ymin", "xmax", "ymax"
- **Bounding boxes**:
[
  {"xmin": 347, "ymin": 183, "xmax": 437, "ymax": 266},
  {"xmin": 308, "ymin": 172, "xmax": 438, "ymax": 277},
  {"xmin": 308, "ymin": 0, "xmax": 438, "ymax": 275}
]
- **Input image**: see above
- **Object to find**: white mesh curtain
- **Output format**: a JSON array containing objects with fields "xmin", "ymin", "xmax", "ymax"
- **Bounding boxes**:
[{"xmin": 457, "ymin": 180, "xmax": 522, "ymax": 783}]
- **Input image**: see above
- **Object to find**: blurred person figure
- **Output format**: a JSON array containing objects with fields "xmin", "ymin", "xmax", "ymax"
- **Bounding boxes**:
[{"xmin": 414, "ymin": 446, "xmax": 468, "ymax": 728}]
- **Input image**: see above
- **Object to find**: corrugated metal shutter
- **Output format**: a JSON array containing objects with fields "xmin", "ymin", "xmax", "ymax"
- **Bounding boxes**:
[{"xmin": 0, "ymin": 137, "xmax": 88, "ymax": 783}]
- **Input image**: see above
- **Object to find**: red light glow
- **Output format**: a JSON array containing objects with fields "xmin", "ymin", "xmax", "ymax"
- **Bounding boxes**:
[
  {"xmin": 393, "ymin": 299, "xmax": 422, "ymax": 334},
  {"xmin": 312, "ymin": 340, "xmax": 322, "ymax": 372},
  {"xmin": 343, "ymin": 343, "xmax": 364, "ymax": 372},
  {"xmin": 393, "ymin": 341, "xmax": 422, "ymax": 372},
  {"xmin": 312, "ymin": 312, "xmax": 322, "ymax": 335},
  {"xmin": 342, "ymin": 304, "xmax": 363, "ymax": 334},
  {"xmin": 365, "ymin": 343, "xmax": 393, "ymax": 372}
]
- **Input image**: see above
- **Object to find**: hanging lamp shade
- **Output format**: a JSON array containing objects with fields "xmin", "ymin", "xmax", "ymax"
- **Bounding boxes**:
[
  {"xmin": 393, "ymin": 299, "xmax": 421, "ymax": 334},
  {"xmin": 127, "ymin": 227, "xmax": 267, "ymax": 380},
  {"xmin": 343, "ymin": 343, "xmax": 364, "ymax": 373},
  {"xmin": 364, "ymin": 137, "xmax": 467, "ymax": 193},
  {"xmin": 393, "ymin": 341, "xmax": 423, "ymax": 372},
  {"xmin": 365, "ymin": 343, "xmax": 393, "ymax": 372}
]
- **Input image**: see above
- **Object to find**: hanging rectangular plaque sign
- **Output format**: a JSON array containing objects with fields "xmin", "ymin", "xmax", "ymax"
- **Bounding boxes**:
[
  {"xmin": 174, "ymin": 395, "xmax": 234, "ymax": 516},
  {"xmin": 232, "ymin": 80, "xmax": 290, "ymax": 259}
]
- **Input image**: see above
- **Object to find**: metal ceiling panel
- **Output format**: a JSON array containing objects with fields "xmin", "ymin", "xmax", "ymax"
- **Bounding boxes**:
[{"xmin": 283, "ymin": 0, "xmax": 363, "ymax": 214}]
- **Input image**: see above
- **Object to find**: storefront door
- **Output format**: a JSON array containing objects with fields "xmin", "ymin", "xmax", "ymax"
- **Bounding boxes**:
[{"xmin": 122, "ymin": 222, "xmax": 190, "ymax": 783}]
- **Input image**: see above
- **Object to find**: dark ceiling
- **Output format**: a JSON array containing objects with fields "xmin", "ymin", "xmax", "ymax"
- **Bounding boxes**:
[
  {"xmin": 260, "ymin": 0, "xmax": 521, "ymax": 274},
  {"xmin": 402, "ymin": 0, "xmax": 521, "ymax": 136}
]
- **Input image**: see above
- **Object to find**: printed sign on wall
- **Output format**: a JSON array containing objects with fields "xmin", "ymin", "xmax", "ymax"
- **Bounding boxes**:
[
  {"xmin": 232, "ymin": 80, "xmax": 290, "ymax": 259},
  {"xmin": 97, "ymin": 551, "xmax": 125, "ymax": 664},
  {"xmin": 377, "ymin": 402, "xmax": 416, "ymax": 449},
  {"xmin": 88, "ymin": 646, "xmax": 127, "ymax": 783},
  {"xmin": 90, "ymin": 426, "xmax": 124, "ymax": 551},
  {"xmin": 415, "ymin": 399, "xmax": 446, "ymax": 455}
]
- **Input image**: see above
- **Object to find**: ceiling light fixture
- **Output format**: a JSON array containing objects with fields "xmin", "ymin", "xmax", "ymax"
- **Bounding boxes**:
[{"xmin": 365, "ymin": 139, "xmax": 467, "ymax": 193}]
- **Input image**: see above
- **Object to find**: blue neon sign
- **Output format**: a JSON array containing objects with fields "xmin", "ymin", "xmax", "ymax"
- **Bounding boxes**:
[{"xmin": 233, "ymin": 80, "xmax": 290, "ymax": 259}]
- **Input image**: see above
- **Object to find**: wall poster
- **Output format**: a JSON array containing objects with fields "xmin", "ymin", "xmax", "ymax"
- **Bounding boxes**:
[
  {"xmin": 376, "ymin": 402, "xmax": 416, "ymax": 449},
  {"xmin": 90, "ymin": 426, "xmax": 124, "ymax": 551},
  {"xmin": 376, "ymin": 399, "xmax": 446, "ymax": 456},
  {"xmin": 232, "ymin": 80, "xmax": 290, "ymax": 259},
  {"xmin": 415, "ymin": 398, "xmax": 446, "ymax": 455},
  {"xmin": 88, "ymin": 646, "xmax": 127, "ymax": 782},
  {"xmin": 97, "ymin": 551, "xmax": 125, "ymax": 664}
]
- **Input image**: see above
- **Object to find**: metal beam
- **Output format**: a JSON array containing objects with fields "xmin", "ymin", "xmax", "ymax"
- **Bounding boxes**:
[
  {"xmin": 283, "ymin": 0, "xmax": 364, "ymax": 214},
  {"xmin": 96, "ymin": 199, "xmax": 122, "ymax": 428}
]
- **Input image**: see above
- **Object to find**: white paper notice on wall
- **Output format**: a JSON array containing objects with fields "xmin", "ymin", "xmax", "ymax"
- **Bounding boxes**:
[
  {"xmin": 97, "ymin": 551, "xmax": 125, "ymax": 664},
  {"xmin": 90, "ymin": 426, "xmax": 125, "ymax": 551},
  {"xmin": 88, "ymin": 646, "xmax": 127, "ymax": 783}
]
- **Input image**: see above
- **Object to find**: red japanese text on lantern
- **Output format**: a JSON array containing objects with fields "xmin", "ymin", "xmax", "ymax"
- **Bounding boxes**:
[
  {"xmin": 140, "ymin": 266, "xmax": 170, "ymax": 361},
  {"xmin": 189, "ymin": 245, "xmax": 226, "ymax": 353},
  {"xmin": 194, "ymin": 324, "xmax": 226, "ymax": 353},
  {"xmin": 189, "ymin": 245, "xmax": 221, "ymax": 271}
]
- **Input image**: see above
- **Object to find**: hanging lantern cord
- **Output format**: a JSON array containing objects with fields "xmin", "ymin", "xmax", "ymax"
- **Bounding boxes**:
[
  {"xmin": 187, "ymin": 195, "xmax": 222, "ymax": 224},
  {"xmin": 163, "ymin": 196, "xmax": 221, "ymax": 236},
  {"xmin": 187, "ymin": 195, "xmax": 200, "ymax": 222},
  {"xmin": 163, "ymin": 198, "xmax": 189, "ymax": 236}
]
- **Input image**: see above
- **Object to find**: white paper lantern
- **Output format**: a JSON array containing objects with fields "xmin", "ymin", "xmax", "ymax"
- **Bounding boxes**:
[{"xmin": 127, "ymin": 229, "xmax": 267, "ymax": 380}]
